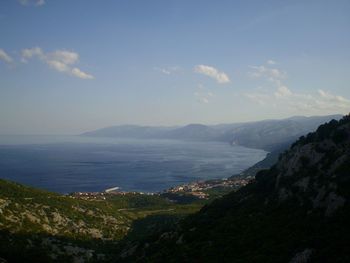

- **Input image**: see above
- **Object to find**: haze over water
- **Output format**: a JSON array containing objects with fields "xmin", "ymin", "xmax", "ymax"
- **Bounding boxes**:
[{"xmin": 0, "ymin": 136, "xmax": 266, "ymax": 194}]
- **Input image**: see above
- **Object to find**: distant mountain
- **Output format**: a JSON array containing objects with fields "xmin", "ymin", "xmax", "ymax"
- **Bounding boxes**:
[
  {"xmin": 162, "ymin": 124, "xmax": 224, "ymax": 141},
  {"xmin": 82, "ymin": 115, "xmax": 342, "ymax": 151},
  {"xmin": 81, "ymin": 123, "xmax": 224, "ymax": 141},
  {"xmin": 122, "ymin": 114, "xmax": 350, "ymax": 262},
  {"xmin": 81, "ymin": 125, "xmax": 175, "ymax": 139},
  {"xmin": 225, "ymin": 115, "xmax": 343, "ymax": 151}
]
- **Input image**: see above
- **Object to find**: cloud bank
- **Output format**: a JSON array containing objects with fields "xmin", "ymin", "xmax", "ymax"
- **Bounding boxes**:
[
  {"xmin": 246, "ymin": 62, "xmax": 350, "ymax": 115},
  {"xmin": 21, "ymin": 47, "xmax": 94, "ymax": 79}
]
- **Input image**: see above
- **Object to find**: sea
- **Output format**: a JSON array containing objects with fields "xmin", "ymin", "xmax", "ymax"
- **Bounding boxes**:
[{"xmin": 0, "ymin": 135, "xmax": 267, "ymax": 194}]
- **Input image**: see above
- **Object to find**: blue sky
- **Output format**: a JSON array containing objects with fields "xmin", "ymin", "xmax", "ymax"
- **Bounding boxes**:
[{"xmin": 0, "ymin": 0, "xmax": 350, "ymax": 134}]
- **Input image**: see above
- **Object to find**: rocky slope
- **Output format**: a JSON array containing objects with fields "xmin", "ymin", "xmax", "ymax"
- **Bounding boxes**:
[
  {"xmin": 0, "ymin": 180, "xmax": 204, "ymax": 262},
  {"xmin": 0, "ymin": 180, "xmax": 132, "ymax": 262},
  {"xmin": 122, "ymin": 114, "xmax": 350, "ymax": 262}
]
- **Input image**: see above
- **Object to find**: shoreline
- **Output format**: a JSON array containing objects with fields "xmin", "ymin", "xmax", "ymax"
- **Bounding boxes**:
[{"xmin": 68, "ymin": 174, "xmax": 255, "ymax": 201}]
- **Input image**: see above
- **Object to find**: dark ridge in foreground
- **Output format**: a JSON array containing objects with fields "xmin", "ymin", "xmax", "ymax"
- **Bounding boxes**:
[{"xmin": 121, "ymin": 114, "xmax": 350, "ymax": 262}]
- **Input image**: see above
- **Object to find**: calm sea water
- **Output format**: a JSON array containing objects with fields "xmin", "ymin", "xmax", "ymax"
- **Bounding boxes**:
[{"xmin": 0, "ymin": 135, "xmax": 266, "ymax": 194}]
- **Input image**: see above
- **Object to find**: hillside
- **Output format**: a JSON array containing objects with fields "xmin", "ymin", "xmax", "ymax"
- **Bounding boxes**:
[
  {"xmin": 0, "ymin": 180, "xmax": 204, "ymax": 262},
  {"xmin": 122, "ymin": 114, "xmax": 350, "ymax": 262},
  {"xmin": 82, "ymin": 115, "xmax": 342, "ymax": 151}
]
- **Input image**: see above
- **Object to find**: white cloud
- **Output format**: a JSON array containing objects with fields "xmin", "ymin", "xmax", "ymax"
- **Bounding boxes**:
[
  {"xmin": 21, "ymin": 47, "xmax": 94, "ymax": 80},
  {"xmin": 249, "ymin": 63, "xmax": 290, "ymax": 100},
  {"xmin": 0, "ymin": 49, "xmax": 13, "ymax": 64},
  {"xmin": 245, "ymin": 63, "xmax": 350, "ymax": 115},
  {"xmin": 48, "ymin": 50, "xmax": 79, "ymax": 65},
  {"xmin": 194, "ymin": 91, "xmax": 213, "ymax": 103},
  {"xmin": 318, "ymin": 89, "xmax": 349, "ymax": 103},
  {"xmin": 249, "ymin": 65, "xmax": 286, "ymax": 80},
  {"xmin": 156, "ymin": 68, "xmax": 170, "ymax": 74},
  {"xmin": 21, "ymin": 47, "xmax": 44, "ymax": 62},
  {"xmin": 245, "ymin": 93, "xmax": 270, "ymax": 106},
  {"xmin": 47, "ymin": 60, "xmax": 70, "ymax": 72},
  {"xmin": 274, "ymin": 85, "xmax": 292, "ymax": 97},
  {"xmin": 246, "ymin": 89, "xmax": 350, "ymax": 114},
  {"xmin": 194, "ymin": 65, "xmax": 230, "ymax": 84},
  {"xmin": 246, "ymin": 63, "xmax": 350, "ymax": 115},
  {"xmin": 19, "ymin": 0, "xmax": 45, "ymax": 6},
  {"xmin": 71, "ymin": 67, "xmax": 94, "ymax": 79},
  {"xmin": 267, "ymin": 60, "xmax": 276, "ymax": 65},
  {"xmin": 154, "ymin": 66, "xmax": 181, "ymax": 75},
  {"xmin": 194, "ymin": 84, "xmax": 214, "ymax": 104},
  {"xmin": 317, "ymin": 89, "xmax": 350, "ymax": 109}
]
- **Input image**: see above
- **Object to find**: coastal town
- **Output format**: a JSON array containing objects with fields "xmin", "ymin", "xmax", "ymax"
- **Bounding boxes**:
[
  {"xmin": 69, "ymin": 175, "xmax": 254, "ymax": 201},
  {"xmin": 163, "ymin": 176, "xmax": 254, "ymax": 199},
  {"xmin": 69, "ymin": 189, "xmax": 156, "ymax": 201}
]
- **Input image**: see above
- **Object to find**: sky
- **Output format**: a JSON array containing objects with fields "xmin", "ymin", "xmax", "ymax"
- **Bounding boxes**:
[{"xmin": 0, "ymin": 0, "xmax": 350, "ymax": 134}]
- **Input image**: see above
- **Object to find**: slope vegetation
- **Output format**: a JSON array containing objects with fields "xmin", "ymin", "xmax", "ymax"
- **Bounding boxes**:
[{"xmin": 0, "ymin": 180, "xmax": 203, "ymax": 262}]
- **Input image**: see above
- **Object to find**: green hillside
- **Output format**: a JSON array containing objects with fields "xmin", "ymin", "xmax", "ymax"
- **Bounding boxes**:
[{"xmin": 0, "ymin": 180, "xmax": 204, "ymax": 262}]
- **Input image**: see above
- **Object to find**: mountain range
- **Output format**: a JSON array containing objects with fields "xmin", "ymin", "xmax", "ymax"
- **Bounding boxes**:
[{"xmin": 82, "ymin": 115, "xmax": 342, "ymax": 151}]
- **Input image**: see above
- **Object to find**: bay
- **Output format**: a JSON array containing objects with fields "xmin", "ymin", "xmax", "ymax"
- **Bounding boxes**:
[{"xmin": 0, "ymin": 135, "xmax": 267, "ymax": 194}]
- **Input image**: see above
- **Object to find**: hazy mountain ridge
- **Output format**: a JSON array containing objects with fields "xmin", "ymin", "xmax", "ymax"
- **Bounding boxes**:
[
  {"xmin": 122, "ymin": 114, "xmax": 350, "ymax": 262},
  {"xmin": 82, "ymin": 115, "xmax": 342, "ymax": 151}
]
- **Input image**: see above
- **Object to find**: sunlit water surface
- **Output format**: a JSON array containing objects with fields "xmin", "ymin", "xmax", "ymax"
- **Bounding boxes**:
[{"xmin": 0, "ymin": 135, "xmax": 267, "ymax": 193}]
